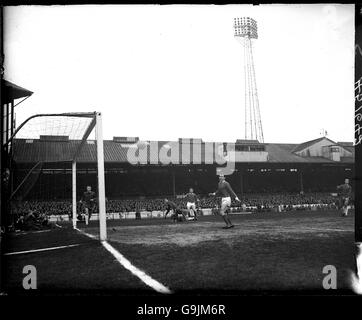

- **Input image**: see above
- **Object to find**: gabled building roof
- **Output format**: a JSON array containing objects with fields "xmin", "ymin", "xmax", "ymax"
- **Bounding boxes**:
[
  {"xmin": 291, "ymin": 137, "xmax": 354, "ymax": 155},
  {"xmin": 264, "ymin": 143, "xmax": 341, "ymax": 163},
  {"xmin": 291, "ymin": 137, "xmax": 330, "ymax": 153}
]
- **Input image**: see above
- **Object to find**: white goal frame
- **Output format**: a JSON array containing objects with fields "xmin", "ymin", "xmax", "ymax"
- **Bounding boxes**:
[{"xmin": 5, "ymin": 111, "xmax": 107, "ymax": 241}]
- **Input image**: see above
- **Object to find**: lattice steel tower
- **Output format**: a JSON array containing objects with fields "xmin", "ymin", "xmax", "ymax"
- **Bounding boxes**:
[{"xmin": 234, "ymin": 17, "xmax": 264, "ymax": 143}]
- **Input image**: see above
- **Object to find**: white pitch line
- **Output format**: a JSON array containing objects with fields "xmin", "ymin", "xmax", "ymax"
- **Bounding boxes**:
[
  {"xmin": 4, "ymin": 244, "xmax": 81, "ymax": 256},
  {"xmin": 102, "ymin": 241, "xmax": 172, "ymax": 294},
  {"xmin": 75, "ymin": 227, "xmax": 97, "ymax": 239},
  {"xmin": 75, "ymin": 227, "xmax": 172, "ymax": 294},
  {"xmin": 301, "ymin": 227, "xmax": 353, "ymax": 232},
  {"xmin": 13, "ymin": 229, "xmax": 52, "ymax": 236}
]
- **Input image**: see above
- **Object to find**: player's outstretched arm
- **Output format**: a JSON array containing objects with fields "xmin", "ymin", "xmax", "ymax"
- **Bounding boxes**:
[
  {"xmin": 210, "ymin": 188, "xmax": 219, "ymax": 196},
  {"xmin": 225, "ymin": 182, "xmax": 238, "ymax": 200}
]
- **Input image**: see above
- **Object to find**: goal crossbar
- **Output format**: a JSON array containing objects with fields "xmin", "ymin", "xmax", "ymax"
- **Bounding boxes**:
[{"xmin": 3, "ymin": 112, "xmax": 97, "ymax": 148}]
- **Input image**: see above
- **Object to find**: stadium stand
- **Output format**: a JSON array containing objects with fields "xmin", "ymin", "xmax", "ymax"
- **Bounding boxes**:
[{"xmin": 8, "ymin": 135, "xmax": 354, "ymax": 230}]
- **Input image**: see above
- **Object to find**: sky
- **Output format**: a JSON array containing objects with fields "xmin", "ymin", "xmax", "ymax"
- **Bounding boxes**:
[{"xmin": 4, "ymin": 4, "xmax": 355, "ymax": 144}]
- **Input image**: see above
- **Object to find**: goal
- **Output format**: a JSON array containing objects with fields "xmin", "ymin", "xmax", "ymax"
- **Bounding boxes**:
[{"xmin": 5, "ymin": 112, "xmax": 107, "ymax": 241}]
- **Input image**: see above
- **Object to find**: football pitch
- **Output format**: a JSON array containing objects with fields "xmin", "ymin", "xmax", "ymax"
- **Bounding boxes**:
[{"xmin": 2, "ymin": 210, "xmax": 356, "ymax": 295}]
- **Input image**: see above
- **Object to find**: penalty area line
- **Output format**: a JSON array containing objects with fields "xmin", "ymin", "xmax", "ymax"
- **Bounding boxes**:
[
  {"xmin": 13, "ymin": 229, "xmax": 52, "ymax": 236},
  {"xmin": 4, "ymin": 244, "xmax": 81, "ymax": 256},
  {"xmin": 75, "ymin": 227, "xmax": 172, "ymax": 294}
]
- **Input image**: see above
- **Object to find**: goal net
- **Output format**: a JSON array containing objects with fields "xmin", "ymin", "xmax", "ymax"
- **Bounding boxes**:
[{"xmin": 5, "ymin": 112, "xmax": 107, "ymax": 240}]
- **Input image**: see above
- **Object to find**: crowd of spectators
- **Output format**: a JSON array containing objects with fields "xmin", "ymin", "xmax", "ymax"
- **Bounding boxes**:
[
  {"xmin": 10, "ymin": 192, "xmax": 348, "ymax": 218},
  {"xmin": 242, "ymin": 193, "xmax": 339, "ymax": 208},
  {"xmin": 12, "ymin": 200, "xmax": 73, "ymax": 217}
]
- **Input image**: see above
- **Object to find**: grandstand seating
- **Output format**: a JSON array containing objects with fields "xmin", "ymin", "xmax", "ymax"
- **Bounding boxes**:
[{"xmin": 11, "ymin": 192, "xmax": 345, "ymax": 217}]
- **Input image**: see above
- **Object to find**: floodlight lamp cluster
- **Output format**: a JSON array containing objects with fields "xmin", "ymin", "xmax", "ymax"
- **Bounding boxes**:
[{"xmin": 234, "ymin": 17, "xmax": 258, "ymax": 39}]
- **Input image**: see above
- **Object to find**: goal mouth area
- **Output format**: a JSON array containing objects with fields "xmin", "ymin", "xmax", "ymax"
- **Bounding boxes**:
[
  {"xmin": 5, "ymin": 112, "xmax": 107, "ymax": 241},
  {"xmin": 8, "ymin": 112, "xmax": 97, "ymax": 202}
]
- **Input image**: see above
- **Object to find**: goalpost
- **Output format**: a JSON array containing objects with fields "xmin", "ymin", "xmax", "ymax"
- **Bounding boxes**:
[{"xmin": 5, "ymin": 111, "xmax": 107, "ymax": 241}]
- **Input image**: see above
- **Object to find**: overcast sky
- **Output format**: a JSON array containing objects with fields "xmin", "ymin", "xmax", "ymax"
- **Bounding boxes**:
[{"xmin": 4, "ymin": 4, "xmax": 355, "ymax": 144}]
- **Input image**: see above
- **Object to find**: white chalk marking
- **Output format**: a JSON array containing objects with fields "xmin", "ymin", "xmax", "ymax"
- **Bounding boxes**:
[
  {"xmin": 75, "ymin": 227, "xmax": 97, "ymax": 239},
  {"xmin": 4, "ymin": 244, "xmax": 80, "ymax": 256},
  {"xmin": 302, "ymin": 227, "xmax": 353, "ymax": 232},
  {"xmin": 75, "ymin": 227, "xmax": 172, "ymax": 294},
  {"xmin": 13, "ymin": 229, "xmax": 52, "ymax": 236},
  {"xmin": 102, "ymin": 240, "xmax": 172, "ymax": 294}
]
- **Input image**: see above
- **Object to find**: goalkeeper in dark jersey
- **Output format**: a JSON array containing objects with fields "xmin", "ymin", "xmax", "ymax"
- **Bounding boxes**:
[
  {"xmin": 337, "ymin": 178, "xmax": 352, "ymax": 217},
  {"xmin": 209, "ymin": 174, "xmax": 241, "ymax": 229},
  {"xmin": 163, "ymin": 199, "xmax": 188, "ymax": 222},
  {"xmin": 80, "ymin": 186, "xmax": 97, "ymax": 225}
]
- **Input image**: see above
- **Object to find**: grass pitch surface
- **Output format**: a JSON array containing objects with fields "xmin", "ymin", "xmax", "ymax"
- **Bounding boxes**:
[{"xmin": 2, "ymin": 210, "xmax": 355, "ymax": 294}]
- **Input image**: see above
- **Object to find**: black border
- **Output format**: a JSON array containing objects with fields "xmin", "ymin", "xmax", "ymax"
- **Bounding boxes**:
[
  {"xmin": 355, "ymin": 4, "xmax": 362, "ymax": 243},
  {"xmin": 1, "ymin": 4, "xmax": 361, "ymax": 313}
]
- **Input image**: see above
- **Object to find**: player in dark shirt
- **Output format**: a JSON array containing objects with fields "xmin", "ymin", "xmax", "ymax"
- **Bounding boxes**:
[
  {"xmin": 80, "ymin": 186, "xmax": 96, "ymax": 225},
  {"xmin": 209, "ymin": 174, "xmax": 241, "ymax": 229},
  {"xmin": 164, "ymin": 199, "xmax": 187, "ymax": 222},
  {"xmin": 337, "ymin": 178, "xmax": 352, "ymax": 217}
]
